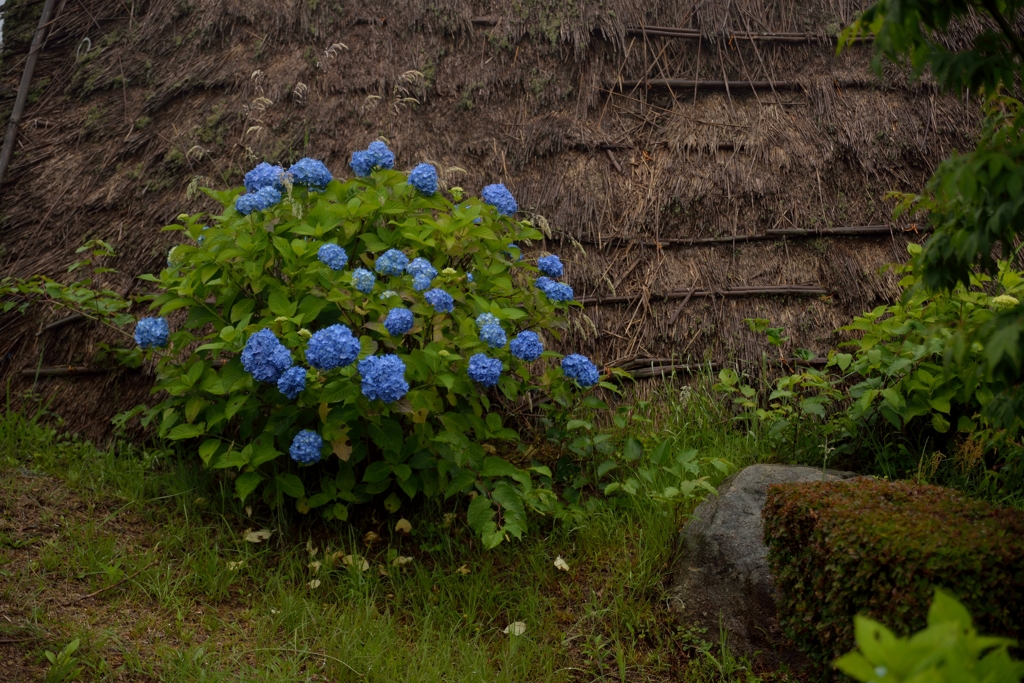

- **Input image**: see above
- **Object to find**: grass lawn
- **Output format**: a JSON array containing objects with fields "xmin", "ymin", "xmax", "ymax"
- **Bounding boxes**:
[{"xmin": 0, "ymin": 384, "xmax": 789, "ymax": 683}]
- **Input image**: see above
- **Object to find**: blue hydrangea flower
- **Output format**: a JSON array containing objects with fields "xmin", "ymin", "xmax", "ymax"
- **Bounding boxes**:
[
  {"xmin": 476, "ymin": 312, "xmax": 499, "ymax": 329},
  {"xmin": 424, "ymin": 288, "xmax": 454, "ymax": 313},
  {"xmin": 196, "ymin": 225, "xmax": 210, "ymax": 246},
  {"xmin": 534, "ymin": 277, "xmax": 555, "ymax": 293},
  {"xmin": 350, "ymin": 150, "xmax": 372, "ymax": 177},
  {"xmin": 350, "ymin": 141, "xmax": 395, "ymax": 176},
  {"xmin": 277, "ymin": 366, "xmax": 307, "ymax": 399},
  {"xmin": 236, "ymin": 186, "xmax": 282, "ymax": 215},
  {"xmin": 134, "ymin": 317, "xmax": 169, "ymax": 349},
  {"xmin": 244, "ymin": 162, "xmax": 284, "ymax": 192},
  {"xmin": 406, "ymin": 257, "xmax": 437, "ymax": 279},
  {"xmin": 352, "ymin": 268, "xmax": 376, "ymax": 294},
  {"xmin": 305, "ymin": 324, "xmax": 361, "ymax": 371},
  {"xmin": 384, "ymin": 308, "xmax": 414, "ymax": 335},
  {"xmin": 358, "ymin": 354, "xmax": 409, "ymax": 403},
  {"xmin": 317, "ymin": 243, "xmax": 348, "ymax": 270},
  {"xmin": 241, "ymin": 328, "xmax": 293, "ymax": 383},
  {"xmin": 481, "ymin": 183, "xmax": 518, "ymax": 215},
  {"xmin": 544, "ymin": 282, "xmax": 574, "ymax": 302},
  {"xmin": 287, "ymin": 158, "xmax": 332, "ymax": 191},
  {"xmin": 366, "ymin": 141, "xmax": 395, "ymax": 170},
  {"xmin": 468, "ymin": 353, "xmax": 502, "ymax": 387},
  {"xmin": 289, "ymin": 429, "xmax": 323, "ymax": 464},
  {"xmin": 375, "ymin": 249, "xmax": 409, "ymax": 276},
  {"xmin": 412, "ymin": 272, "xmax": 434, "ymax": 291},
  {"xmin": 379, "ymin": 290, "xmax": 399, "ymax": 300},
  {"xmin": 467, "ymin": 273, "xmax": 474, "ymax": 283},
  {"xmin": 537, "ymin": 255, "xmax": 564, "ymax": 278},
  {"xmin": 562, "ymin": 354, "xmax": 600, "ymax": 388},
  {"xmin": 479, "ymin": 323, "xmax": 506, "ymax": 348},
  {"xmin": 408, "ymin": 163, "xmax": 438, "ymax": 194},
  {"xmin": 510, "ymin": 331, "xmax": 544, "ymax": 361}
]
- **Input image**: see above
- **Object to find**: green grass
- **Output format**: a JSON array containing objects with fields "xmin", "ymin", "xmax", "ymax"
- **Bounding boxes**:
[{"xmin": 0, "ymin": 382, "xmax": 775, "ymax": 683}]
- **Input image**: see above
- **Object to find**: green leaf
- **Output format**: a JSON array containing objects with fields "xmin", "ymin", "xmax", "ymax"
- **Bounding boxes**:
[
  {"xmin": 480, "ymin": 457, "xmax": 517, "ymax": 478},
  {"xmin": 275, "ymin": 473, "xmax": 305, "ymax": 498},
  {"xmin": 235, "ymin": 472, "xmax": 263, "ymax": 502},
  {"xmin": 623, "ymin": 437, "xmax": 644, "ymax": 461},
  {"xmin": 167, "ymin": 423, "xmax": 205, "ymax": 440},
  {"xmin": 268, "ymin": 288, "xmax": 297, "ymax": 317},
  {"xmin": 363, "ymin": 461, "xmax": 393, "ymax": 483}
]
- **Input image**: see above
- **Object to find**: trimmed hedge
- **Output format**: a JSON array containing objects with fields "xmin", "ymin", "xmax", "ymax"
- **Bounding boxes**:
[{"xmin": 763, "ymin": 478, "xmax": 1024, "ymax": 669}]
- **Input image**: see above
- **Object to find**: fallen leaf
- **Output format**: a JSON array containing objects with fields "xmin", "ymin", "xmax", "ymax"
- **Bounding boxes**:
[
  {"xmin": 504, "ymin": 621, "xmax": 527, "ymax": 636},
  {"xmin": 226, "ymin": 561, "xmax": 246, "ymax": 571},
  {"xmin": 456, "ymin": 564, "xmax": 470, "ymax": 575},
  {"xmin": 244, "ymin": 506, "xmax": 253, "ymax": 517},
  {"xmin": 378, "ymin": 565, "xmax": 389, "ymax": 577},
  {"xmin": 363, "ymin": 531, "xmax": 381, "ymax": 546},
  {"xmin": 308, "ymin": 579, "xmax": 321, "ymax": 589},
  {"xmin": 308, "ymin": 561, "xmax": 322, "ymax": 574},
  {"xmin": 554, "ymin": 556, "xmax": 570, "ymax": 572},
  {"xmin": 395, "ymin": 518, "xmax": 412, "ymax": 534},
  {"xmin": 342, "ymin": 555, "xmax": 369, "ymax": 572},
  {"xmin": 244, "ymin": 529, "xmax": 272, "ymax": 543},
  {"xmin": 391, "ymin": 555, "xmax": 413, "ymax": 567}
]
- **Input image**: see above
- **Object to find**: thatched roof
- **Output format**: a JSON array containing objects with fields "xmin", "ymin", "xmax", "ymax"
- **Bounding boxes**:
[{"xmin": 0, "ymin": 0, "xmax": 978, "ymax": 436}]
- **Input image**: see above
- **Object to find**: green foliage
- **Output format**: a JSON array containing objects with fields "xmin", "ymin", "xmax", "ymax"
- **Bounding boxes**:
[
  {"xmin": 719, "ymin": 250, "xmax": 1024, "ymax": 493},
  {"xmin": 0, "ymin": 240, "xmax": 140, "ymax": 367},
  {"xmin": 842, "ymin": 0, "xmax": 1024, "ymax": 448},
  {"xmin": 44, "ymin": 639, "xmax": 82, "ymax": 683},
  {"xmin": 763, "ymin": 478, "xmax": 1024, "ymax": 670},
  {"xmin": 836, "ymin": 589, "xmax": 1024, "ymax": 683},
  {"xmin": 140, "ymin": 170, "xmax": 601, "ymax": 547}
]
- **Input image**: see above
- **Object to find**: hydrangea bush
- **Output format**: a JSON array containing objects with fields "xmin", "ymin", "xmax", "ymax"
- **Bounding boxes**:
[{"xmin": 137, "ymin": 144, "xmax": 606, "ymax": 547}]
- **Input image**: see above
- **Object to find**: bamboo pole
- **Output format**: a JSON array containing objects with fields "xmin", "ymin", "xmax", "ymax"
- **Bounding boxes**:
[
  {"xmin": 580, "ymin": 285, "xmax": 828, "ymax": 306},
  {"xmin": 0, "ymin": 0, "xmax": 59, "ymax": 192},
  {"xmin": 576, "ymin": 225, "xmax": 922, "ymax": 250}
]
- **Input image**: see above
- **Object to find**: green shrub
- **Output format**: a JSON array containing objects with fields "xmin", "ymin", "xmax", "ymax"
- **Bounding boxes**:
[
  {"xmin": 836, "ymin": 588, "xmax": 1024, "ymax": 683},
  {"xmin": 763, "ymin": 478, "xmax": 1024, "ymax": 670},
  {"xmin": 134, "ymin": 150, "xmax": 608, "ymax": 547}
]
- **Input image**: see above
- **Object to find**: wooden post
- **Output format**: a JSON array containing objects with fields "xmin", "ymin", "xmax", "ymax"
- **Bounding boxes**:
[{"xmin": 0, "ymin": 0, "xmax": 59, "ymax": 192}]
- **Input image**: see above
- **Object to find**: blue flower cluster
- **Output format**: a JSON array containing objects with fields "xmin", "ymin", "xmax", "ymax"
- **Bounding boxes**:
[
  {"xmin": 535, "ymin": 276, "xmax": 574, "ymax": 302},
  {"xmin": 476, "ymin": 313, "xmax": 499, "ymax": 329},
  {"xmin": 562, "ymin": 354, "xmax": 600, "ymax": 388},
  {"xmin": 358, "ymin": 354, "xmax": 409, "ymax": 403},
  {"xmin": 376, "ymin": 249, "xmax": 409, "ymax": 276},
  {"xmin": 407, "ymin": 257, "xmax": 437, "ymax": 291},
  {"xmin": 479, "ymin": 323, "xmax": 506, "ymax": 348},
  {"xmin": 290, "ymin": 429, "xmax": 323, "ymax": 464},
  {"xmin": 510, "ymin": 331, "xmax": 543, "ymax": 361},
  {"xmin": 481, "ymin": 183, "xmax": 518, "ymax": 216},
  {"xmin": 317, "ymin": 243, "xmax": 348, "ymax": 270},
  {"xmin": 244, "ymin": 162, "xmax": 284, "ymax": 192},
  {"xmin": 466, "ymin": 272, "xmax": 475, "ymax": 283},
  {"xmin": 277, "ymin": 366, "xmax": 307, "ymax": 399},
  {"xmin": 424, "ymin": 288, "xmax": 454, "ymax": 313},
  {"xmin": 384, "ymin": 308, "xmax": 414, "ymax": 335},
  {"xmin": 305, "ymin": 324, "xmax": 361, "ymax": 371},
  {"xmin": 135, "ymin": 317, "xmax": 169, "ymax": 349},
  {"xmin": 352, "ymin": 268, "xmax": 376, "ymax": 294},
  {"xmin": 408, "ymin": 163, "xmax": 438, "ymax": 194},
  {"xmin": 350, "ymin": 141, "xmax": 396, "ymax": 177},
  {"xmin": 236, "ymin": 186, "xmax": 282, "ymax": 215},
  {"xmin": 287, "ymin": 158, "xmax": 332, "ymax": 191},
  {"xmin": 242, "ymin": 329, "xmax": 293, "ymax": 383},
  {"xmin": 537, "ymin": 255, "xmax": 564, "ymax": 278},
  {"xmin": 468, "ymin": 353, "xmax": 502, "ymax": 387}
]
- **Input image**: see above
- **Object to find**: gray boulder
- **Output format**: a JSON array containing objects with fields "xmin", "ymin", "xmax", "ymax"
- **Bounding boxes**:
[{"xmin": 668, "ymin": 463, "xmax": 858, "ymax": 669}]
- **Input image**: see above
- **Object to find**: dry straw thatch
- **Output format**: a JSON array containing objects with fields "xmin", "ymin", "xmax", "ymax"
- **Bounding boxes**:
[{"xmin": 0, "ymin": 0, "xmax": 980, "ymax": 436}]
